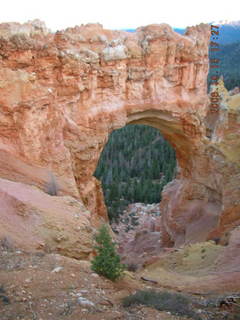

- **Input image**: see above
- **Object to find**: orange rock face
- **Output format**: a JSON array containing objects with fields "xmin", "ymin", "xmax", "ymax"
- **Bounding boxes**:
[{"xmin": 0, "ymin": 20, "xmax": 239, "ymax": 256}]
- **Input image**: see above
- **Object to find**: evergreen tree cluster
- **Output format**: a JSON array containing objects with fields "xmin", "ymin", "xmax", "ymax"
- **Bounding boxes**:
[
  {"xmin": 208, "ymin": 41, "xmax": 240, "ymax": 90},
  {"xmin": 94, "ymin": 124, "xmax": 176, "ymax": 223}
]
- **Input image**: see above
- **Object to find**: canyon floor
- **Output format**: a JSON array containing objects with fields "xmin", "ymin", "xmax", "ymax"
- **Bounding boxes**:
[{"xmin": 1, "ymin": 239, "xmax": 240, "ymax": 320}]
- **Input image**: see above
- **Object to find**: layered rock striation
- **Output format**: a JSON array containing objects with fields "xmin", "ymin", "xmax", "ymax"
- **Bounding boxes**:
[{"xmin": 0, "ymin": 20, "xmax": 239, "ymax": 256}]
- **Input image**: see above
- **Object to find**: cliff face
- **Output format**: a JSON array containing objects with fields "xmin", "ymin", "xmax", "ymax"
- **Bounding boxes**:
[{"xmin": 0, "ymin": 20, "xmax": 239, "ymax": 255}]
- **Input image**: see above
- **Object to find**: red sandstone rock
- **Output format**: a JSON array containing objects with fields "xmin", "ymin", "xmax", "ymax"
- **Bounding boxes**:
[
  {"xmin": 0, "ymin": 20, "xmax": 240, "ymax": 260},
  {"xmin": 0, "ymin": 177, "xmax": 93, "ymax": 258}
]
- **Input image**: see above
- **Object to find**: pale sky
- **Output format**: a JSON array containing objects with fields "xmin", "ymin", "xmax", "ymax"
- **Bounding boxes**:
[{"xmin": 1, "ymin": 0, "xmax": 239, "ymax": 31}]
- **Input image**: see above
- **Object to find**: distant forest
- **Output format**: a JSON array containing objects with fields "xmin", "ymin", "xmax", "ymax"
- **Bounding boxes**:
[
  {"xmin": 209, "ymin": 42, "xmax": 240, "ymax": 90},
  {"xmin": 94, "ymin": 125, "xmax": 176, "ymax": 222},
  {"xmin": 95, "ymin": 39, "xmax": 240, "ymax": 223}
]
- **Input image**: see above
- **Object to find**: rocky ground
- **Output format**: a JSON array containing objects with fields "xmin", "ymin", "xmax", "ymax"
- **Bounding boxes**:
[
  {"xmin": 0, "ymin": 240, "xmax": 188, "ymax": 320},
  {"xmin": 1, "ymin": 239, "xmax": 240, "ymax": 320},
  {"xmin": 112, "ymin": 203, "xmax": 162, "ymax": 269}
]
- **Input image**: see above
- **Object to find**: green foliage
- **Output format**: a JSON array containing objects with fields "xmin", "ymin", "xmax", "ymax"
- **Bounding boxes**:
[
  {"xmin": 91, "ymin": 225, "xmax": 125, "ymax": 281},
  {"xmin": 208, "ymin": 42, "xmax": 240, "ymax": 90},
  {"xmin": 122, "ymin": 290, "xmax": 201, "ymax": 320},
  {"xmin": 94, "ymin": 124, "xmax": 176, "ymax": 223}
]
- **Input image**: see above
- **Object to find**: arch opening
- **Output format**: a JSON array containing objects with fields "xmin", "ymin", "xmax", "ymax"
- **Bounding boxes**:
[{"xmin": 94, "ymin": 123, "xmax": 177, "ymax": 224}]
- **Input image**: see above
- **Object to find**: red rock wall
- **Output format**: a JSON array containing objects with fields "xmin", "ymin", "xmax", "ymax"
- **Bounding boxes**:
[{"xmin": 0, "ymin": 20, "xmax": 239, "ymax": 252}]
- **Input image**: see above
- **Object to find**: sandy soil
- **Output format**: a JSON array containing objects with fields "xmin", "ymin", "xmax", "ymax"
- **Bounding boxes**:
[
  {"xmin": 0, "ymin": 241, "xmax": 190, "ymax": 320},
  {"xmin": 1, "ymin": 240, "xmax": 239, "ymax": 320}
]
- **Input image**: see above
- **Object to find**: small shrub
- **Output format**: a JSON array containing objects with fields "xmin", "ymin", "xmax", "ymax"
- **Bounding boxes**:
[
  {"xmin": 125, "ymin": 225, "xmax": 133, "ymax": 232},
  {"xmin": 0, "ymin": 237, "xmax": 14, "ymax": 251},
  {"xmin": 127, "ymin": 263, "xmax": 138, "ymax": 272},
  {"xmin": 130, "ymin": 216, "xmax": 139, "ymax": 226},
  {"xmin": 122, "ymin": 290, "xmax": 201, "ymax": 320},
  {"xmin": 0, "ymin": 286, "xmax": 10, "ymax": 305},
  {"xmin": 46, "ymin": 172, "xmax": 58, "ymax": 196},
  {"xmin": 91, "ymin": 225, "xmax": 125, "ymax": 281}
]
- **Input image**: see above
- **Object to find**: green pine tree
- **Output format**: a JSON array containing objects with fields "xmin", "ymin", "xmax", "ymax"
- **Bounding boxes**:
[
  {"xmin": 94, "ymin": 124, "xmax": 177, "ymax": 222},
  {"xmin": 91, "ymin": 225, "xmax": 125, "ymax": 281}
]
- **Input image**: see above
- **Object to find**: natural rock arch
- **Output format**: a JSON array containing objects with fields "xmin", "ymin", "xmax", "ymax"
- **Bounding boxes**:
[{"xmin": 0, "ymin": 20, "xmax": 240, "ymax": 253}]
